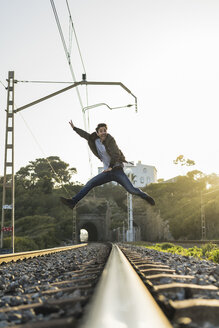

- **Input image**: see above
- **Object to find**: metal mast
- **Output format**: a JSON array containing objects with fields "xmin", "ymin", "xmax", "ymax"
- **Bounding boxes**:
[
  {"xmin": 201, "ymin": 191, "xmax": 206, "ymax": 240},
  {"xmin": 72, "ymin": 209, "xmax": 77, "ymax": 244},
  {"xmin": 1, "ymin": 71, "xmax": 15, "ymax": 252},
  {"xmin": 0, "ymin": 72, "xmax": 137, "ymax": 251}
]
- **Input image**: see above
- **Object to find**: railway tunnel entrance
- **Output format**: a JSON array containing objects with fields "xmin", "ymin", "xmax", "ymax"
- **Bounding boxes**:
[
  {"xmin": 80, "ymin": 223, "xmax": 98, "ymax": 242},
  {"xmin": 76, "ymin": 202, "xmax": 111, "ymax": 242},
  {"xmin": 77, "ymin": 213, "xmax": 108, "ymax": 242}
]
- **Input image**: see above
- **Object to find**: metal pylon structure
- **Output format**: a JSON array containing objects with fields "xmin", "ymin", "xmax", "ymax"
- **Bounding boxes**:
[
  {"xmin": 201, "ymin": 192, "xmax": 206, "ymax": 240},
  {"xmin": 72, "ymin": 209, "xmax": 77, "ymax": 244},
  {"xmin": 0, "ymin": 70, "xmax": 137, "ymax": 252},
  {"xmin": 1, "ymin": 71, "xmax": 15, "ymax": 252}
]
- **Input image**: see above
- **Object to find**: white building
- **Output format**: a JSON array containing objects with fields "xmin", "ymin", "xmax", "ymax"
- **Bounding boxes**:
[{"xmin": 98, "ymin": 160, "xmax": 157, "ymax": 187}]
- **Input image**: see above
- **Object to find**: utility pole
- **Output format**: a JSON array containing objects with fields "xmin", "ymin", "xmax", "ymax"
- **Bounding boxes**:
[
  {"xmin": 200, "ymin": 191, "xmax": 206, "ymax": 240},
  {"xmin": 0, "ymin": 72, "xmax": 137, "ymax": 251},
  {"xmin": 1, "ymin": 71, "xmax": 15, "ymax": 252},
  {"xmin": 128, "ymin": 192, "xmax": 134, "ymax": 242},
  {"xmin": 72, "ymin": 209, "xmax": 77, "ymax": 244},
  {"xmin": 200, "ymin": 187, "xmax": 219, "ymax": 241},
  {"xmin": 125, "ymin": 169, "xmax": 134, "ymax": 242}
]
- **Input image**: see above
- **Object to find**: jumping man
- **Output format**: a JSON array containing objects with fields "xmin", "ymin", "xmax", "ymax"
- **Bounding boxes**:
[{"xmin": 60, "ymin": 121, "xmax": 155, "ymax": 209}]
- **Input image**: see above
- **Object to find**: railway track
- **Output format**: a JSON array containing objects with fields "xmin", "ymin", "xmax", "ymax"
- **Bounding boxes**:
[
  {"xmin": 0, "ymin": 245, "xmax": 87, "ymax": 264},
  {"xmin": 119, "ymin": 243, "xmax": 219, "ymax": 328},
  {"xmin": 0, "ymin": 243, "xmax": 110, "ymax": 328},
  {"xmin": 0, "ymin": 243, "xmax": 218, "ymax": 327}
]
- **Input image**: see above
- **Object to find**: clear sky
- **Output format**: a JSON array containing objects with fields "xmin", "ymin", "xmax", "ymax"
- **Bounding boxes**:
[{"xmin": 0, "ymin": 0, "xmax": 219, "ymax": 184}]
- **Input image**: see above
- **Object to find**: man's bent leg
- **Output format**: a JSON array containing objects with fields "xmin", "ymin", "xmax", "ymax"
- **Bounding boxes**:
[
  {"xmin": 60, "ymin": 171, "xmax": 112, "ymax": 209},
  {"xmin": 72, "ymin": 171, "xmax": 112, "ymax": 204},
  {"xmin": 113, "ymin": 169, "xmax": 155, "ymax": 205}
]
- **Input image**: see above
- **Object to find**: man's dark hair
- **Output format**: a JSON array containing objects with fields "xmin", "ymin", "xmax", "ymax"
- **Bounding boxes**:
[{"xmin": 95, "ymin": 123, "xmax": 108, "ymax": 133}]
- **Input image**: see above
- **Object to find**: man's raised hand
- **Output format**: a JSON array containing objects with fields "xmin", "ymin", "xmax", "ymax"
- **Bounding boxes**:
[{"xmin": 69, "ymin": 120, "xmax": 74, "ymax": 129}]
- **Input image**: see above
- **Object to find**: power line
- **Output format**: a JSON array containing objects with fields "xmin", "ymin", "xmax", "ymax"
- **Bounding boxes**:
[
  {"xmin": 65, "ymin": 0, "xmax": 90, "ymax": 134},
  {"xmin": 0, "ymin": 80, "xmax": 7, "ymax": 89},
  {"xmin": 16, "ymin": 80, "xmax": 74, "ymax": 84},
  {"xmin": 83, "ymin": 103, "xmax": 135, "ymax": 111},
  {"xmin": 50, "ymin": 0, "xmax": 85, "ymax": 114},
  {"xmin": 66, "ymin": 0, "xmax": 87, "ymax": 74},
  {"xmin": 68, "ymin": 11, "xmax": 73, "ymax": 57},
  {"xmin": 50, "ymin": 0, "xmax": 93, "ymax": 176},
  {"xmin": 17, "ymin": 107, "xmax": 71, "ymax": 197}
]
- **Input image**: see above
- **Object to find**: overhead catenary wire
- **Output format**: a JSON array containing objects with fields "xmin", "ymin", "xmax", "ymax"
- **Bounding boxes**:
[
  {"xmin": 17, "ymin": 108, "xmax": 72, "ymax": 197},
  {"xmin": 66, "ymin": 0, "xmax": 87, "ymax": 74},
  {"xmin": 68, "ymin": 13, "xmax": 73, "ymax": 58},
  {"xmin": 16, "ymin": 80, "xmax": 75, "ymax": 84},
  {"xmin": 0, "ymin": 80, "xmax": 7, "ymax": 89},
  {"xmin": 50, "ymin": 0, "xmax": 94, "ymax": 176},
  {"xmin": 65, "ymin": 0, "xmax": 90, "ymax": 132},
  {"xmin": 50, "ymin": 0, "xmax": 85, "ymax": 115},
  {"xmin": 15, "ymin": 106, "xmax": 76, "ymax": 241},
  {"xmin": 83, "ymin": 103, "xmax": 135, "ymax": 111}
]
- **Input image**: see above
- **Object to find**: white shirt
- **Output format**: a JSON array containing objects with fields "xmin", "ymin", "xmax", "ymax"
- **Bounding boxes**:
[{"xmin": 95, "ymin": 138, "xmax": 111, "ymax": 170}]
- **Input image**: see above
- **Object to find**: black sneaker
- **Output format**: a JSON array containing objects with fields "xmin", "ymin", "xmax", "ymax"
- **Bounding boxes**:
[
  {"xmin": 60, "ymin": 197, "xmax": 76, "ymax": 209},
  {"xmin": 142, "ymin": 194, "xmax": 155, "ymax": 206}
]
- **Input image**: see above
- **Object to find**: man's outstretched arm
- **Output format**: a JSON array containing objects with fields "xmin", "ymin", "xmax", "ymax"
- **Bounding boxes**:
[
  {"xmin": 69, "ymin": 120, "xmax": 75, "ymax": 129},
  {"xmin": 69, "ymin": 120, "xmax": 90, "ymax": 141}
]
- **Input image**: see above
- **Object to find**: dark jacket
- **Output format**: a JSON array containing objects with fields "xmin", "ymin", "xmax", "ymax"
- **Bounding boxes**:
[{"xmin": 73, "ymin": 127, "xmax": 127, "ymax": 168}]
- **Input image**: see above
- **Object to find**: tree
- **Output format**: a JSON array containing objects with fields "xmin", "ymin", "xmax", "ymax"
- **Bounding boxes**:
[
  {"xmin": 186, "ymin": 170, "xmax": 204, "ymax": 180},
  {"xmin": 173, "ymin": 155, "xmax": 195, "ymax": 167},
  {"xmin": 206, "ymin": 173, "xmax": 219, "ymax": 187},
  {"xmin": 16, "ymin": 156, "xmax": 77, "ymax": 192}
]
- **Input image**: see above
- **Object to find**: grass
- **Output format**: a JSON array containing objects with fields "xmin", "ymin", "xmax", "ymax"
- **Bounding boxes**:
[{"xmin": 128, "ymin": 242, "xmax": 219, "ymax": 264}]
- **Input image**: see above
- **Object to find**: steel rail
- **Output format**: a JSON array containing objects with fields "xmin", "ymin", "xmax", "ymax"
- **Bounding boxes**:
[
  {"xmin": 0, "ymin": 244, "xmax": 87, "ymax": 264},
  {"xmin": 80, "ymin": 244, "xmax": 172, "ymax": 328}
]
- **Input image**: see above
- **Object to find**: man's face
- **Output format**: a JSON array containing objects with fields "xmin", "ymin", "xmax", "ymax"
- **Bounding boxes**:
[{"xmin": 97, "ymin": 126, "xmax": 107, "ymax": 141}]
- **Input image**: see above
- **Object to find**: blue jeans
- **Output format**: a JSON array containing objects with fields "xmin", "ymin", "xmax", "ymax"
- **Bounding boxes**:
[{"xmin": 72, "ymin": 167, "xmax": 147, "ymax": 204}]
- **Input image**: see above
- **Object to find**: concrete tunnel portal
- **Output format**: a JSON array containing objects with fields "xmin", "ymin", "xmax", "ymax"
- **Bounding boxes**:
[{"xmin": 80, "ymin": 222, "xmax": 98, "ymax": 242}]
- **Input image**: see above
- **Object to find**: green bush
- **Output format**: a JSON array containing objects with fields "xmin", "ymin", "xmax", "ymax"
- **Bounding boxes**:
[
  {"xmin": 15, "ymin": 215, "xmax": 60, "ymax": 249},
  {"xmin": 202, "ymin": 243, "xmax": 218, "ymax": 255},
  {"xmin": 136, "ymin": 242, "xmax": 218, "ymax": 262},
  {"xmin": 187, "ymin": 246, "xmax": 203, "ymax": 259},
  {"xmin": 207, "ymin": 249, "xmax": 219, "ymax": 263},
  {"xmin": 159, "ymin": 242, "xmax": 175, "ymax": 250},
  {"xmin": 4, "ymin": 237, "xmax": 38, "ymax": 252}
]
